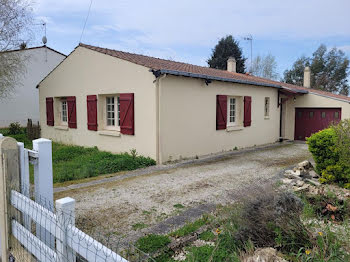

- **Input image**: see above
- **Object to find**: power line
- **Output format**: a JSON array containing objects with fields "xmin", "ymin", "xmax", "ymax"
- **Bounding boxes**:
[{"xmin": 79, "ymin": 0, "xmax": 93, "ymax": 43}]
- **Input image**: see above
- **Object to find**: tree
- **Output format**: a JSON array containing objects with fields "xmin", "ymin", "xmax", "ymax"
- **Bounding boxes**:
[
  {"xmin": 207, "ymin": 35, "xmax": 246, "ymax": 73},
  {"xmin": 251, "ymin": 54, "xmax": 279, "ymax": 80},
  {"xmin": 283, "ymin": 44, "xmax": 350, "ymax": 95},
  {"xmin": 0, "ymin": 0, "xmax": 33, "ymax": 99}
]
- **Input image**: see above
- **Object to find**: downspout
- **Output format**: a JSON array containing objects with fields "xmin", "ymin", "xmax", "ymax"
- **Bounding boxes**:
[
  {"xmin": 155, "ymin": 73, "xmax": 167, "ymax": 164},
  {"xmin": 278, "ymin": 91, "xmax": 283, "ymax": 142}
]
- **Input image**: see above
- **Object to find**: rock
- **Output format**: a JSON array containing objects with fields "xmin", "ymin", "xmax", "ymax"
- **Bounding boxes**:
[
  {"xmin": 298, "ymin": 160, "xmax": 312, "ymax": 169},
  {"xmin": 309, "ymin": 170, "xmax": 319, "ymax": 178},
  {"xmin": 242, "ymin": 248, "xmax": 287, "ymax": 262},
  {"xmin": 296, "ymin": 180, "xmax": 305, "ymax": 187},
  {"xmin": 306, "ymin": 178, "xmax": 321, "ymax": 187},
  {"xmin": 284, "ymin": 171, "xmax": 302, "ymax": 180},
  {"xmin": 282, "ymin": 178, "xmax": 293, "ymax": 185},
  {"xmin": 294, "ymin": 184, "xmax": 310, "ymax": 192}
]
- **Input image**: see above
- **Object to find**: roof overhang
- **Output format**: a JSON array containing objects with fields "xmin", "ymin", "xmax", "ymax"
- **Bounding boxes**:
[
  {"xmin": 152, "ymin": 69, "xmax": 283, "ymax": 89},
  {"xmin": 279, "ymin": 86, "xmax": 309, "ymax": 96}
]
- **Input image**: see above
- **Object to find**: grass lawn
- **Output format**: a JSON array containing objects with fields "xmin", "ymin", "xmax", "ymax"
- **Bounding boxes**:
[{"xmin": 0, "ymin": 128, "xmax": 156, "ymax": 184}]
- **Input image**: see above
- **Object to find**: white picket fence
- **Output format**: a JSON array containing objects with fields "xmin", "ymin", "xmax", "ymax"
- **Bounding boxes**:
[{"xmin": 0, "ymin": 135, "xmax": 129, "ymax": 262}]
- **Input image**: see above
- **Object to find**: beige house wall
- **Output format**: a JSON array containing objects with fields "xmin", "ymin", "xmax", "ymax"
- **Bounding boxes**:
[
  {"xmin": 39, "ymin": 47, "xmax": 157, "ymax": 160},
  {"xmin": 283, "ymin": 93, "xmax": 350, "ymax": 140},
  {"xmin": 158, "ymin": 75, "xmax": 280, "ymax": 162}
]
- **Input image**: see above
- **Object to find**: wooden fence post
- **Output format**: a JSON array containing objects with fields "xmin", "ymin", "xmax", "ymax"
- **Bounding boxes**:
[
  {"xmin": 33, "ymin": 138, "xmax": 54, "ymax": 248},
  {"xmin": 56, "ymin": 197, "xmax": 76, "ymax": 262},
  {"xmin": 0, "ymin": 137, "xmax": 20, "ymax": 261}
]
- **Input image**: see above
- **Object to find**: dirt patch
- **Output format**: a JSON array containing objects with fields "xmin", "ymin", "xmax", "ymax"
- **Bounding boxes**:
[{"xmin": 55, "ymin": 143, "xmax": 311, "ymax": 245}]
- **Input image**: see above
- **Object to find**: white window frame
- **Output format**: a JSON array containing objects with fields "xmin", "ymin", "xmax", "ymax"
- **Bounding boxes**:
[
  {"xmin": 264, "ymin": 97, "xmax": 270, "ymax": 118},
  {"xmin": 227, "ymin": 97, "xmax": 236, "ymax": 126},
  {"xmin": 60, "ymin": 98, "xmax": 68, "ymax": 125},
  {"xmin": 104, "ymin": 95, "xmax": 120, "ymax": 131}
]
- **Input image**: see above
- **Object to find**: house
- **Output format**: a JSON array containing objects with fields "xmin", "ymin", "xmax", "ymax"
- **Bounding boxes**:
[
  {"xmin": 37, "ymin": 43, "xmax": 350, "ymax": 163},
  {"xmin": 0, "ymin": 46, "xmax": 66, "ymax": 127}
]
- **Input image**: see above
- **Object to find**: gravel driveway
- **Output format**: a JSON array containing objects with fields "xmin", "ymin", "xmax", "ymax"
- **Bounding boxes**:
[{"xmin": 55, "ymin": 142, "xmax": 311, "ymax": 244}]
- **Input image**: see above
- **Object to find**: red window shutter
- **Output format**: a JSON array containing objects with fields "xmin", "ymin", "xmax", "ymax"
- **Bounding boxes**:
[
  {"xmin": 216, "ymin": 95, "xmax": 227, "ymax": 130},
  {"xmin": 46, "ymin": 97, "xmax": 54, "ymax": 126},
  {"xmin": 87, "ymin": 95, "xmax": 98, "ymax": 131},
  {"xmin": 67, "ymin": 96, "xmax": 77, "ymax": 128},
  {"xmin": 120, "ymin": 93, "xmax": 134, "ymax": 135},
  {"xmin": 244, "ymin": 96, "xmax": 252, "ymax": 127}
]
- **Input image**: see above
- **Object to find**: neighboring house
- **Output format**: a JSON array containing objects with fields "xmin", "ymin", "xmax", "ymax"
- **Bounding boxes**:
[
  {"xmin": 0, "ymin": 46, "xmax": 66, "ymax": 127},
  {"xmin": 37, "ymin": 44, "xmax": 350, "ymax": 163}
]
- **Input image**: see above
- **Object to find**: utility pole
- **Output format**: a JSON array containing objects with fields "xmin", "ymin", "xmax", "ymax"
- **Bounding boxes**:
[{"xmin": 244, "ymin": 35, "xmax": 253, "ymax": 72}]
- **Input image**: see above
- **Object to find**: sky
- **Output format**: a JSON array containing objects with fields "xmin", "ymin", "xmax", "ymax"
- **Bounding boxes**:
[{"xmin": 31, "ymin": 0, "xmax": 350, "ymax": 79}]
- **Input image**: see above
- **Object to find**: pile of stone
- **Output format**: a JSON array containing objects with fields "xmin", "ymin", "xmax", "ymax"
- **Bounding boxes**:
[{"xmin": 281, "ymin": 160, "xmax": 321, "ymax": 192}]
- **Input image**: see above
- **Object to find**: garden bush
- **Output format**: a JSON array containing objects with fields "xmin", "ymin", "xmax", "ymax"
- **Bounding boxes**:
[
  {"xmin": 8, "ymin": 122, "xmax": 23, "ymax": 135},
  {"xmin": 234, "ymin": 192, "xmax": 311, "ymax": 253},
  {"xmin": 307, "ymin": 120, "xmax": 350, "ymax": 188}
]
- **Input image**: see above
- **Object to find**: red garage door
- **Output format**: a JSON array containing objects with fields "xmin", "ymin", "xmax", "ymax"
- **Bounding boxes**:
[{"xmin": 294, "ymin": 108, "xmax": 341, "ymax": 140}]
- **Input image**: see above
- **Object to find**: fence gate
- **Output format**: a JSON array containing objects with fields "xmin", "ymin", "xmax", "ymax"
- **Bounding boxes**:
[{"xmin": 0, "ymin": 136, "xmax": 148, "ymax": 262}]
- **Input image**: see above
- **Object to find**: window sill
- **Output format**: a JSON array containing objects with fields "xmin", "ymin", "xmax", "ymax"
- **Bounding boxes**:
[
  {"xmin": 226, "ymin": 125, "xmax": 244, "ymax": 132},
  {"xmin": 54, "ymin": 126, "xmax": 68, "ymax": 131},
  {"xmin": 98, "ymin": 130, "xmax": 121, "ymax": 137},
  {"xmin": 264, "ymin": 116, "xmax": 270, "ymax": 120}
]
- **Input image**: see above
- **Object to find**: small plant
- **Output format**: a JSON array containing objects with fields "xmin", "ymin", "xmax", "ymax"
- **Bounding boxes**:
[
  {"xmin": 130, "ymin": 148, "xmax": 138, "ymax": 158},
  {"xmin": 169, "ymin": 216, "xmax": 209, "ymax": 237},
  {"xmin": 199, "ymin": 230, "xmax": 216, "ymax": 241},
  {"xmin": 173, "ymin": 203, "xmax": 185, "ymax": 209},
  {"xmin": 132, "ymin": 223, "xmax": 148, "ymax": 230},
  {"xmin": 136, "ymin": 234, "xmax": 171, "ymax": 253},
  {"xmin": 8, "ymin": 122, "xmax": 22, "ymax": 135}
]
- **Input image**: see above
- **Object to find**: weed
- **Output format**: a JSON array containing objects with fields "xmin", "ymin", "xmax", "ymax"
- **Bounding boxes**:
[
  {"xmin": 136, "ymin": 234, "xmax": 171, "ymax": 254},
  {"xmin": 132, "ymin": 223, "xmax": 148, "ymax": 230},
  {"xmin": 173, "ymin": 204, "xmax": 185, "ymax": 209},
  {"xmin": 169, "ymin": 216, "xmax": 209, "ymax": 237},
  {"xmin": 199, "ymin": 231, "xmax": 215, "ymax": 241}
]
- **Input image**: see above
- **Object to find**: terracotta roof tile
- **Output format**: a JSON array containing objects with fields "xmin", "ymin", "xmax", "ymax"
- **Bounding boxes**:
[{"xmin": 80, "ymin": 43, "xmax": 350, "ymax": 102}]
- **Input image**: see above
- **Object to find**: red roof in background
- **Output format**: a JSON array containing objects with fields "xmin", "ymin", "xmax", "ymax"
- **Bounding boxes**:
[{"xmin": 80, "ymin": 43, "xmax": 350, "ymax": 102}]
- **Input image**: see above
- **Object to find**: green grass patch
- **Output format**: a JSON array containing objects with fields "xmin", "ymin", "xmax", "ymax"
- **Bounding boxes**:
[
  {"xmin": 199, "ymin": 230, "xmax": 215, "ymax": 241},
  {"xmin": 185, "ymin": 245, "xmax": 215, "ymax": 262},
  {"xmin": 136, "ymin": 234, "xmax": 171, "ymax": 253},
  {"xmin": 132, "ymin": 223, "xmax": 148, "ymax": 230},
  {"xmin": 173, "ymin": 204, "xmax": 185, "ymax": 209},
  {"xmin": 169, "ymin": 216, "xmax": 209, "ymax": 237},
  {"xmin": 0, "ymin": 129, "xmax": 156, "ymax": 184}
]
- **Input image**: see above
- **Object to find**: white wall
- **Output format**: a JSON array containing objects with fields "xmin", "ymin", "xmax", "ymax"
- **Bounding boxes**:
[
  {"xmin": 39, "ymin": 47, "xmax": 158, "ymax": 160},
  {"xmin": 159, "ymin": 75, "xmax": 280, "ymax": 162},
  {"xmin": 0, "ymin": 47, "xmax": 65, "ymax": 127}
]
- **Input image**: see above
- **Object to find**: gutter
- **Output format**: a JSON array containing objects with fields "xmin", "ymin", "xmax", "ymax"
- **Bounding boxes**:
[
  {"xmin": 155, "ymin": 74, "xmax": 167, "ymax": 164},
  {"xmin": 152, "ymin": 69, "xmax": 283, "ymax": 89},
  {"xmin": 309, "ymin": 91, "xmax": 350, "ymax": 104}
]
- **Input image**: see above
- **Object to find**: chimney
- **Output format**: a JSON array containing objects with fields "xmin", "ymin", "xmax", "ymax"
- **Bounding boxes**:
[
  {"xmin": 303, "ymin": 66, "xmax": 311, "ymax": 88},
  {"xmin": 227, "ymin": 57, "xmax": 236, "ymax": 73}
]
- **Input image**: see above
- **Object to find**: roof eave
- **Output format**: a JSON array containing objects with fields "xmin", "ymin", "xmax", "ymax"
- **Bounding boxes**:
[{"xmin": 152, "ymin": 69, "xmax": 283, "ymax": 89}]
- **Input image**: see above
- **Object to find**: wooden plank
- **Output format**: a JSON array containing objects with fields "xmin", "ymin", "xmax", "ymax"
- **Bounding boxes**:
[
  {"xmin": 11, "ymin": 191, "xmax": 59, "ymax": 240},
  {"xmin": 66, "ymin": 225, "xmax": 128, "ymax": 262},
  {"xmin": 12, "ymin": 220, "xmax": 57, "ymax": 262}
]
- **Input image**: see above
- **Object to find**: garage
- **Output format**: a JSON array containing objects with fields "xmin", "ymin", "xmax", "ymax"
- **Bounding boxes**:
[{"xmin": 294, "ymin": 108, "xmax": 341, "ymax": 140}]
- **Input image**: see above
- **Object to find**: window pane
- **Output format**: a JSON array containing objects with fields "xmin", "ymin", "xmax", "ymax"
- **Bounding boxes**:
[
  {"xmin": 321, "ymin": 112, "xmax": 326, "ymax": 118},
  {"xmin": 106, "ymin": 96, "xmax": 115, "ymax": 126},
  {"xmin": 229, "ymin": 98, "xmax": 236, "ymax": 123},
  {"xmin": 335, "ymin": 111, "xmax": 339, "ymax": 119},
  {"xmin": 309, "ymin": 112, "xmax": 314, "ymax": 118},
  {"xmin": 61, "ymin": 100, "xmax": 67, "ymax": 122}
]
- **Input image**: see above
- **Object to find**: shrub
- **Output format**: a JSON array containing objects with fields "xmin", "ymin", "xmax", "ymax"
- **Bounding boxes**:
[
  {"xmin": 8, "ymin": 122, "xmax": 22, "ymax": 135},
  {"xmin": 307, "ymin": 120, "xmax": 350, "ymax": 187},
  {"xmin": 234, "ymin": 192, "xmax": 311, "ymax": 253}
]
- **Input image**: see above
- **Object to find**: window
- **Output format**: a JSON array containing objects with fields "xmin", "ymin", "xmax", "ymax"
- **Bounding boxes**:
[
  {"xmin": 264, "ymin": 97, "xmax": 270, "ymax": 118},
  {"xmin": 105, "ymin": 95, "xmax": 120, "ymax": 130},
  {"xmin": 297, "ymin": 111, "xmax": 302, "ymax": 118},
  {"xmin": 309, "ymin": 111, "xmax": 314, "ymax": 118},
  {"xmin": 61, "ymin": 99, "xmax": 67, "ymax": 123},
  {"xmin": 335, "ymin": 111, "xmax": 339, "ymax": 119},
  {"xmin": 321, "ymin": 112, "xmax": 326, "ymax": 118},
  {"xmin": 229, "ymin": 97, "xmax": 236, "ymax": 124}
]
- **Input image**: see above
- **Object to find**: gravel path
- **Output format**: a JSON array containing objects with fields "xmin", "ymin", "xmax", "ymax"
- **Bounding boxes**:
[{"xmin": 54, "ymin": 142, "xmax": 311, "ymax": 245}]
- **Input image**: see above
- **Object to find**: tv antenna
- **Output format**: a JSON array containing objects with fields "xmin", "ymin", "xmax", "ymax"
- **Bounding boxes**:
[
  {"xmin": 244, "ymin": 34, "xmax": 253, "ymax": 72},
  {"xmin": 79, "ymin": 0, "xmax": 93, "ymax": 43}
]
